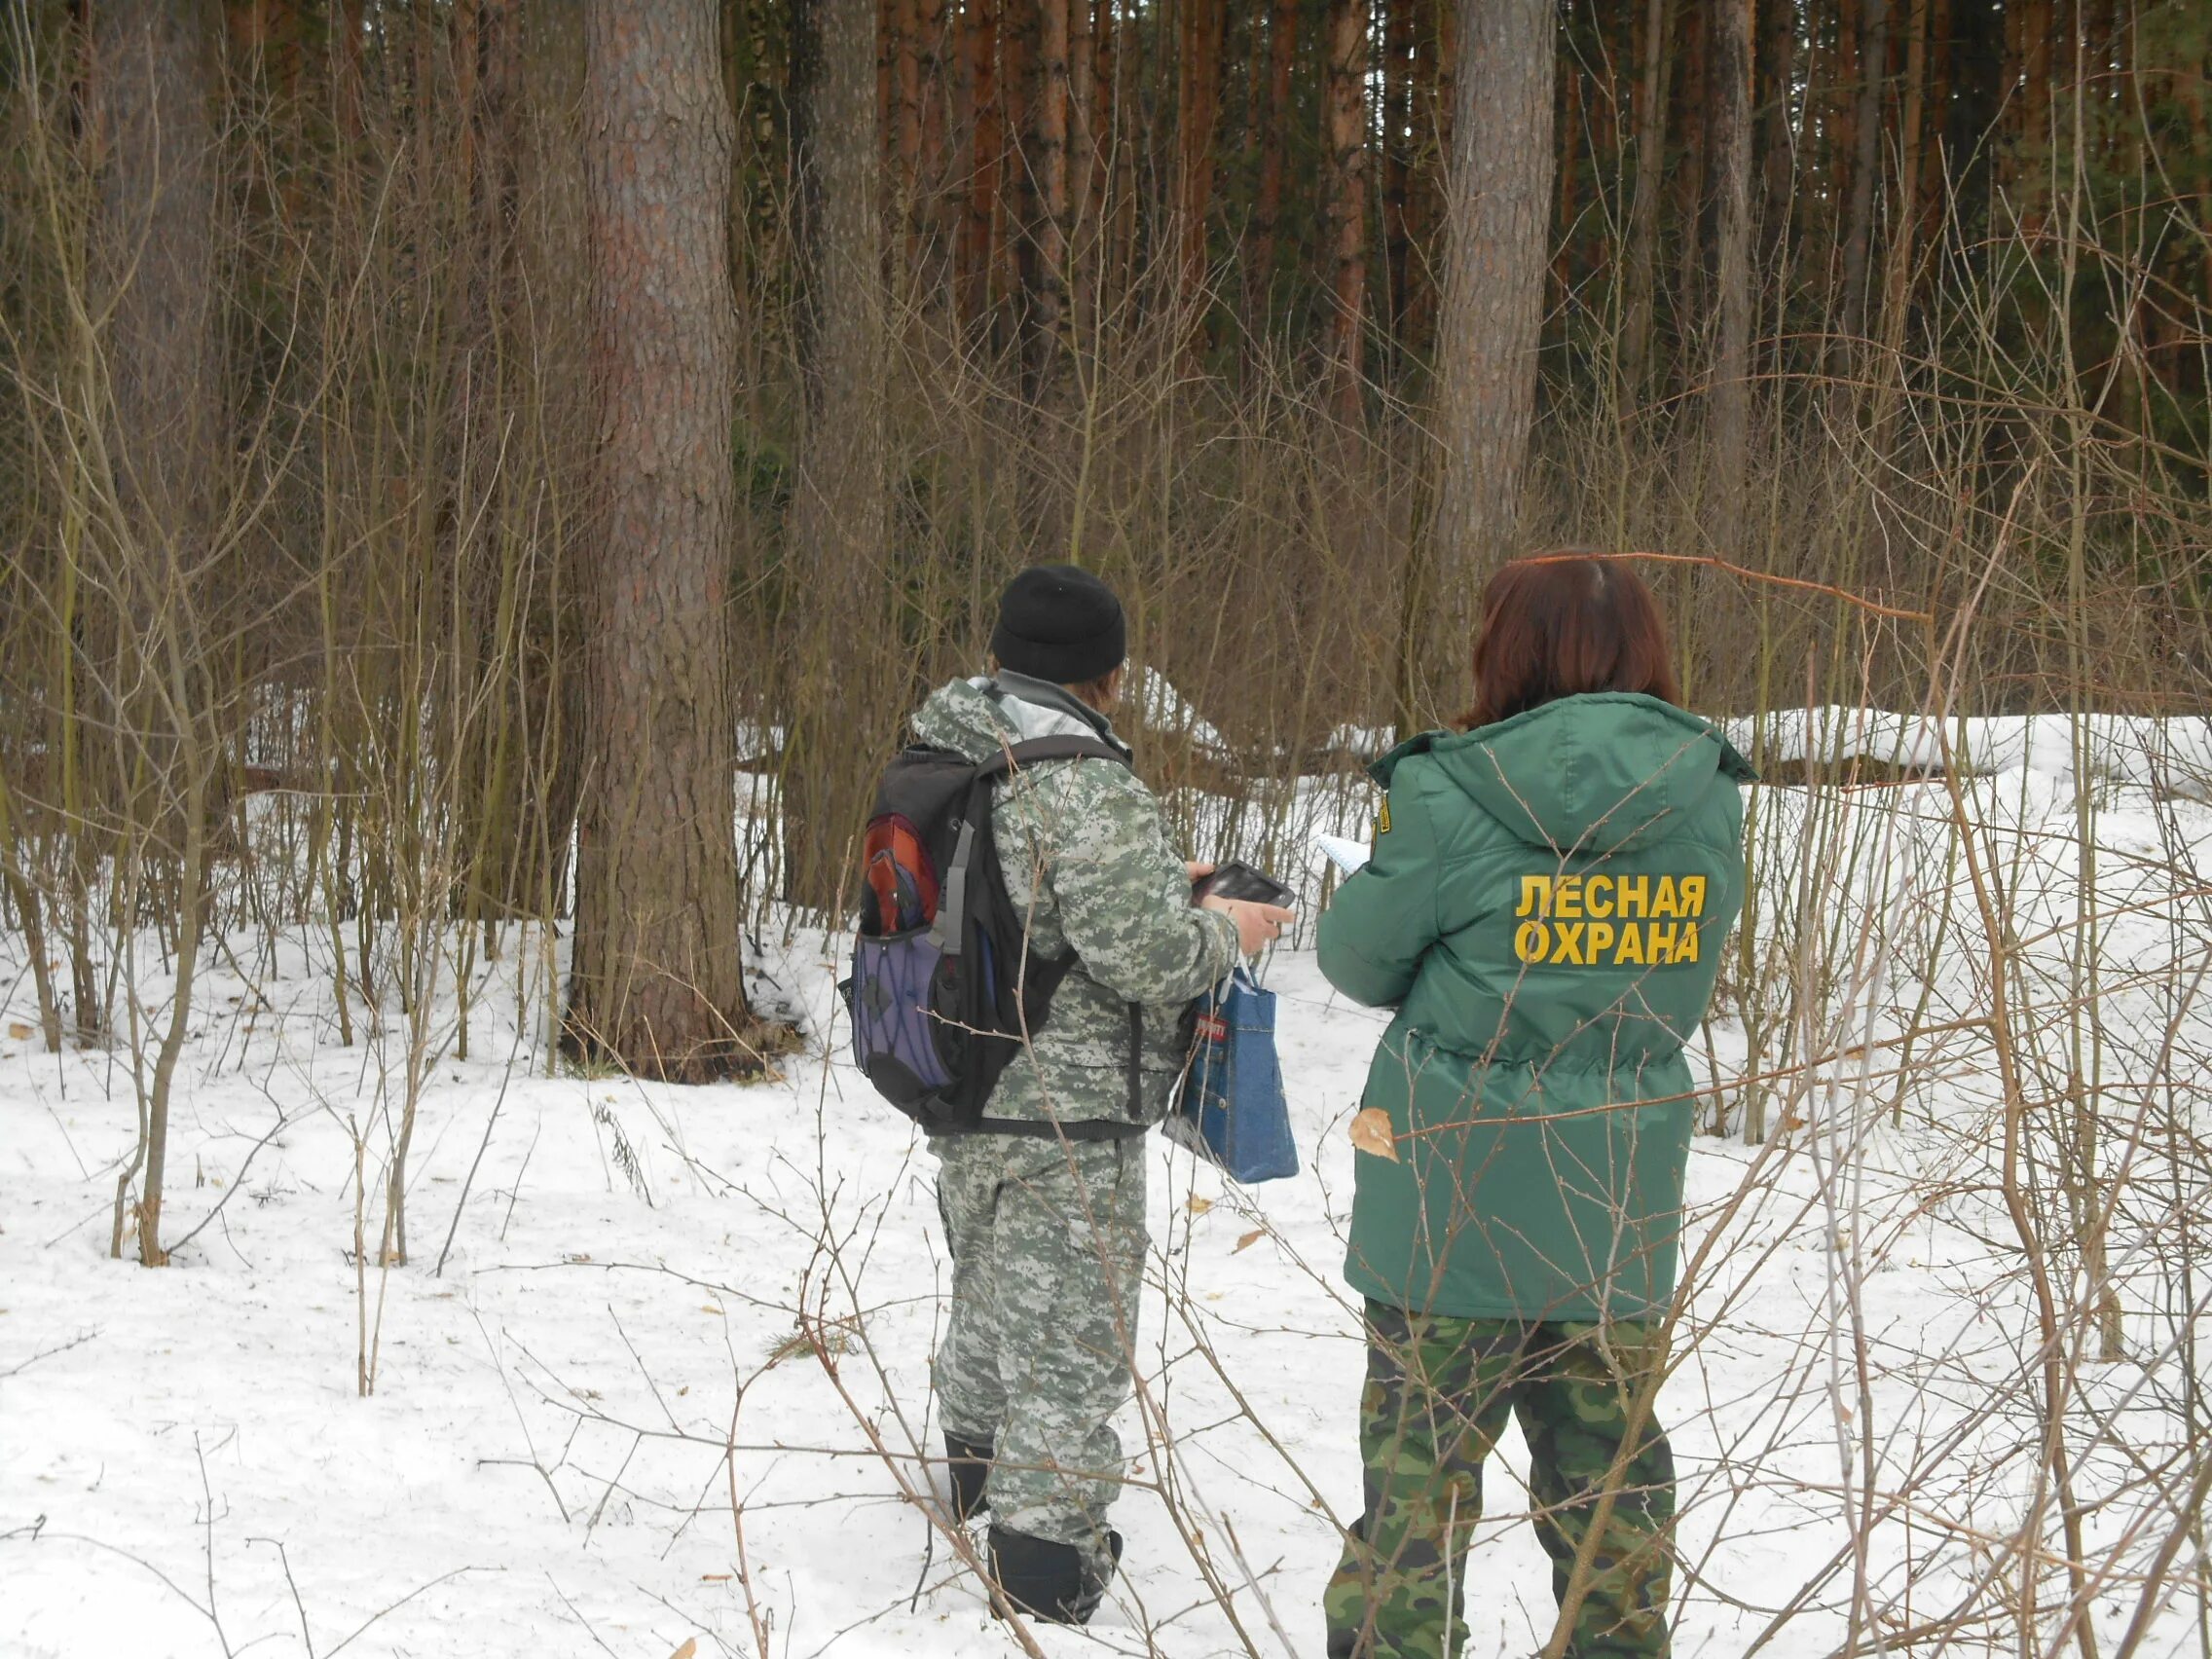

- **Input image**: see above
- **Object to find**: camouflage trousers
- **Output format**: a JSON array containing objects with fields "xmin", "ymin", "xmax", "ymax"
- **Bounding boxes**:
[
  {"xmin": 1324, "ymin": 1301, "xmax": 1677, "ymax": 1659},
  {"xmin": 932, "ymin": 1132, "xmax": 1147, "ymax": 1586}
]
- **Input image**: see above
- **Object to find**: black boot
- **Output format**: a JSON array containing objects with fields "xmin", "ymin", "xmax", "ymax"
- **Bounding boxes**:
[
  {"xmin": 943, "ymin": 1432, "xmax": 993, "ymax": 1524},
  {"xmin": 988, "ymin": 1525, "xmax": 1123, "ymax": 1625}
]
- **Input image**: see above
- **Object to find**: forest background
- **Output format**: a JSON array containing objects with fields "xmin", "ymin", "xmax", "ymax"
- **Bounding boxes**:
[
  {"xmin": 2, "ymin": 0, "xmax": 2208, "ymax": 1250},
  {"xmin": 7, "ymin": 6, "xmax": 2212, "ymax": 1656}
]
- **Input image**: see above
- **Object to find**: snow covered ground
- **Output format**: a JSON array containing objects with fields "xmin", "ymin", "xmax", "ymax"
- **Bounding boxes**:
[{"xmin": 4, "ymin": 728, "xmax": 2210, "ymax": 1658}]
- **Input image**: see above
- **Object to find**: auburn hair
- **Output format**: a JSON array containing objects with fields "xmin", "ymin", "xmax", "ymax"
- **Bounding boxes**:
[{"xmin": 1462, "ymin": 554, "xmax": 1681, "ymax": 730}]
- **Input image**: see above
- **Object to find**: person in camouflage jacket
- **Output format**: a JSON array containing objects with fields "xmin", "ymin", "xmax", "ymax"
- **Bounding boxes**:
[{"xmin": 909, "ymin": 566, "xmax": 1290, "ymax": 1625}]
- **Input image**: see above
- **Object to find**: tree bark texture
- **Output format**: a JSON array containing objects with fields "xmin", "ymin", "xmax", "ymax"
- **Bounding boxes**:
[
  {"xmin": 1672, "ymin": 0, "xmax": 1711, "ymax": 333},
  {"xmin": 1710, "ymin": 0, "xmax": 1754, "ymax": 550},
  {"xmin": 892, "ymin": 0, "xmax": 922, "ymax": 255},
  {"xmin": 1429, "ymin": 0, "xmax": 1557, "ymax": 707},
  {"xmin": 95, "ymin": 0, "xmax": 217, "ymax": 551},
  {"xmin": 1177, "ymin": 0, "xmax": 1229, "ymax": 340},
  {"xmin": 1027, "ymin": 0, "xmax": 1073, "ymax": 386},
  {"xmin": 1620, "ymin": 0, "xmax": 1674, "ymax": 401},
  {"xmin": 571, "ymin": 0, "xmax": 756, "ymax": 1081},
  {"xmin": 1757, "ymin": 0, "xmax": 1798, "ymax": 271},
  {"xmin": 1066, "ymin": 0, "xmax": 1095, "ymax": 326},
  {"xmin": 1872, "ymin": 0, "xmax": 1931, "ymax": 447},
  {"xmin": 1838, "ymin": 0, "xmax": 1891, "ymax": 363},
  {"xmin": 1382, "ymin": 0, "xmax": 1416, "ymax": 338},
  {"xmin": 94, "ymin": 0, "xmax": 224, "ymax": 1265},
  {"xmin": 1322, "ymin": 0, "xmax": 1371, "ymax": 419},
  {"xmin": 783, "ymin": 0, "xmax": 892, "ymax": 916}
]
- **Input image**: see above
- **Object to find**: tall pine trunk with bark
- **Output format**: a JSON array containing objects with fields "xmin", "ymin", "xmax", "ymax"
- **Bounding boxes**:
[
  {"xmin": 1837, "ymin": 0, "xmax": 1891, "ymax": 384},
  {"xmin": 570, "ymin": 0, "xmax": 759, "ymax": 1082},
  {"xmin": 1423, "ymin": 0, "xmax": 1557, "ymax": 718},
  {"xmin": 1710, "ymin": 0, "xmax": 1754, "ymax": 551},
  {"xmin": 1176, "ymin": 0, "xmax": 1228, "ymax": 358},
  {"xmin": 1321, "ymin": 0, "xmax": 1371, "ymax": 420},
  {"xmin": 783, "ymin": 0, "xmax": 892, "ymax": 913},
  {"xmin": 1027, "ymin": 0, "xmax": 1073, "ymax": 388},
  {"xmin": 1620, "ymin": 0, "xmax": 1674, "ymax": 402},
  {"xmin": 93, "ymin": 0, "xmax": 220, "ymax": 1267}
]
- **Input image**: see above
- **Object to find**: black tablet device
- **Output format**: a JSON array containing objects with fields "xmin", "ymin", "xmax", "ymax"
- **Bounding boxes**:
[{"xmin": 1193, "ymin": 860, "xmax": 1294, "ymax": 907}]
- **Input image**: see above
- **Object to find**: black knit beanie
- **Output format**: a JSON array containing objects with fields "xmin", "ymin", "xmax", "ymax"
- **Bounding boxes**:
[{"xmin": 989, "ymin": 565, "xmax": 1126, "ymax": 685}]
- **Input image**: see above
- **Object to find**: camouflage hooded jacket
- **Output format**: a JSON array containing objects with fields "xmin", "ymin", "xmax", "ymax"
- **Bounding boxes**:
[{"xmin": 910, "ymin": 673, "xmax": 1242, "ymax": 1129}]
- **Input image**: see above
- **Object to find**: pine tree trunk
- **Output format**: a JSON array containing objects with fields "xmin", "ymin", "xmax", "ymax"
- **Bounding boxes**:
[
  {"xmin": 1620, "ymin": 0, "xmax": 1673, "ymax": 402},
  {"xmin": 1066, "ymin": 0, "xmax": 1095, "ymax": 327},
  {"xmin": 96, "ymin": 0, "xmax": 216, "ymax": 552},
  {"xmin": 571, "ymin": 0, "xmax": 758, "ymax": 1082},
  {"xmin": 1838, "ymin": 0, "xmax": 1891, "ymax": 369},
  {"xmin": 1322, "ymin": 0, "xmax": 1372, "ymax": 419},
  {"xmin": 1710, "ymin": 0, "xmax": 1753, "ymax": 552},
  {"xmin": 893, "ymin": 0, "xmax": 922, "ymax": 261},
  {"xmin": 1092, "ymin": 0, "xmax": 1120, "ymax": 294},
  {"xmin": 1108, "ymin": 0, "xmax": 1140, "ymax": 298},
  {"xmin": 1428, "ymin": 0, "xmax": 1556, "ymax": 705},
  {"xmin": 785, "ymin": 0, "xmax": 892, "ymax": 914},
  {"xmin": 919, "ymin": 0, "xmax": 950, "ymax": 274},
  {"xmin": 1671, "ymin": 0, "xmax": 1710, "ymax": 345},
  {"xmin": 1554, "ymin": 37, "xmax": 1581, "ymax": 306},
  {"xmin": 1382, "ymin": 0, "xmax": 1416, "ymax": 340},
  {"xmin": 1027, "ymin": 0, "xmax": 1073, "ymax": 387},
  {"xmin": 1177, "ymin": 0, "xmax": 1229, "ymax": 346},
  {"xmin": 93, "ymin": 0, "xmax": 219, "ymax": 1268},
  {"xmin": 1871, "ymin": 0, "xmax": 1931, "ymax": 449},
  {"xmin": 1002, "ymin": 0, "xmax": 1034, "ymax": 349},
  {"xmin": 1757, "ymin": 0, "xmax": 1798, "ymax": 274}
]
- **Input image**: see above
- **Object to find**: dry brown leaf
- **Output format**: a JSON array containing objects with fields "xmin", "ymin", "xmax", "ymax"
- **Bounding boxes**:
[
  {"xmin": 1348, "ymin": 1108, "xmax": 1399, "ymax": 1161},
  {"xmin": 1186, "ymin": 1195, "xmax": 1213, "ymax": 1216},
  {"xmin": 700, "ymin": 1305, "xmax": 723, "ymax": 1315},
  {"xmin": 1234, "ymin": 1229, "xmax": 1265, "ymax": 1253},
  {"xmin": 698, "ymin": 1573, "xmax": 731, "ymax": 1582},
  {"xmin": 670, "ymin": 1641, "xmax": 698, "ymax": 1659},
  {"xmin": 5, "ymin": 1021, "xmax": 30, "ymax": 1041}
]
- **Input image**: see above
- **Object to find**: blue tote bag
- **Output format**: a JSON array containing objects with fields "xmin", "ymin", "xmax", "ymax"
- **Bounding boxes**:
[{"xmin": 1165, "ymin": 968, "xmax": 1299, "ymax": 1183}]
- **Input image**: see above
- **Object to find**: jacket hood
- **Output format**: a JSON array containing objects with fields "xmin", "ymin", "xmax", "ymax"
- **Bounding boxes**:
[
  {"xmin": 911, "ymin": 674, "xmax": 1130, "ymax": 764},
  {"xmin": 1375, "ymin": 693, "xmax": 1755, "ymax": 855}
]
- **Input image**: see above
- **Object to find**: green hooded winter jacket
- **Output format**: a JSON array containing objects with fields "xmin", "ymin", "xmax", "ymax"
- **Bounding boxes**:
[{"xmin": 1317, "ymin": 692, "xmax": 1753, "ymax": 1322}]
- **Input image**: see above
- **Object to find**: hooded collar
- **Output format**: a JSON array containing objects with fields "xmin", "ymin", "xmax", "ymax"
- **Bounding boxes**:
[
  {"xmin": 1374, "ymin": 693, "xmax": 1754, "ymax": 856},
  {"xmin": 909, "ymin": 672, "xmax": 1135, "ymax": 764},
  {"xmin": 986, "ymin": 671, "xmax": 1131, "ymax": 757}
]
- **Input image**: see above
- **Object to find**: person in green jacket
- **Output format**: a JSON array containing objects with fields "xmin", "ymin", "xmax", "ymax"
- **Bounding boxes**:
[{"xmin": 1317, "ymin": 555, "xmax": 1753, "ymax": 1659}]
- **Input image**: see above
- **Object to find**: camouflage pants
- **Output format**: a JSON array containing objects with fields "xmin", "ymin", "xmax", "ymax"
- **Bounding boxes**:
[
  {"xmin": 933, "ymin": 1132, "xmax": 1147, "ymax": 1585},
  {"xmin": 1324, "ymin": 1301, "xmax": 1676, "ymax": 1659}
]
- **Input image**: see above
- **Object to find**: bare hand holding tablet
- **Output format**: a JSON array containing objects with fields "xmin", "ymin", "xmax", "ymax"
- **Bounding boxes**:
[{"xmin": 1187, "ymin": 861, "xmax": 1295, "ymax": 952}]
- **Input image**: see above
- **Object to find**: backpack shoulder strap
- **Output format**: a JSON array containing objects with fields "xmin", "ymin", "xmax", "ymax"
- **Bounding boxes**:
[
  {"xmin": 973, "ymin": 734, "xmax": 1130, "ymax": 777},
  {"xmin": 925, "ymin": 738, "xmax": 1120, "ymax": 954}
]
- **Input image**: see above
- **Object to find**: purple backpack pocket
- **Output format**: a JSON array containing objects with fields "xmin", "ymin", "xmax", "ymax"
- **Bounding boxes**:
[{"xmin": 849, "ymin": 931, "xmax": 956, "ymax": 1110}]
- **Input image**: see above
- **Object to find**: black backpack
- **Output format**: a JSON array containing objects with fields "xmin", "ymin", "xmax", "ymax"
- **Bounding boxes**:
[{"xmin": 845, "ymin": 733, "xmax": 1146, "ymax": 1138}]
